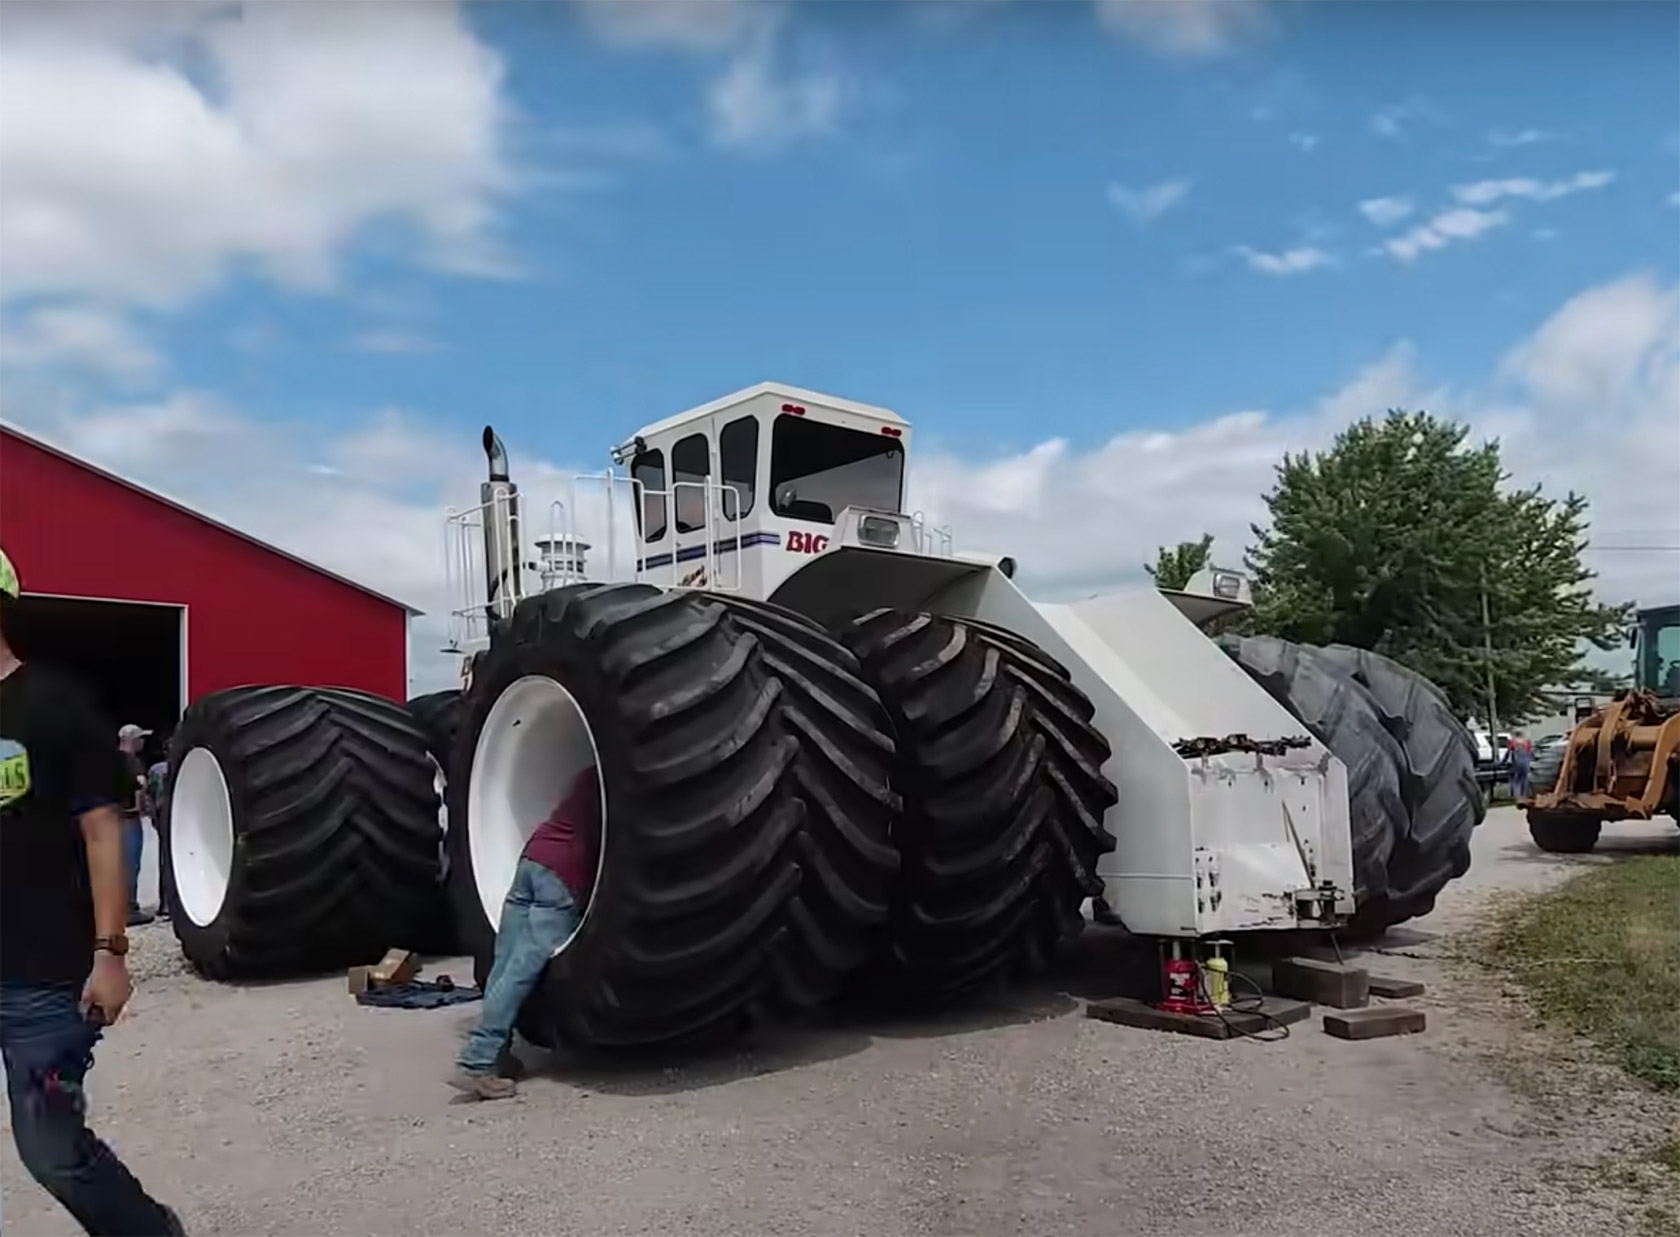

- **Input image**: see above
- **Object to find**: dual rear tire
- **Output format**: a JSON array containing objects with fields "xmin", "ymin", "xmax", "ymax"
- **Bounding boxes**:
[{"xmin": 442, "ymin": 586, "xmax": 1118, "ymax": 1046}]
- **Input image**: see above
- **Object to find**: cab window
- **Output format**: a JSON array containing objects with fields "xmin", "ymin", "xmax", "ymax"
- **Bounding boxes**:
[
  {"xmin": 770, "ymin": 415, "xmax": 904, "ymax": 524},
  {"xmin": 672, "ymin": 432, "xmax": 711, "ymax": 535},
  {"xmin": 719, "ymin": 416, "xmax": 758, "ymax": 520},
  {"xmin": 631, "ymin": 448, "xmax": 667, "ymax": 542}
]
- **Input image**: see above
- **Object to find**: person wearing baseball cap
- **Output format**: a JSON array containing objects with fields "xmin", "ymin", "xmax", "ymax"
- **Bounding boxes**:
[
  {"xmin": 0, "ymin": 547, "xmax": 185, "ymax": 1235},
  {"xmin": 117, "ymin": 723, "xmax": 156, "ymax": 927}
]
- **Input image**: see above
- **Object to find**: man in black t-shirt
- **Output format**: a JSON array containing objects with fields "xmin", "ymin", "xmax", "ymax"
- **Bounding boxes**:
[{"xmin": 0, "ymin": 548, "xmax": 185, "ymax": 1236}]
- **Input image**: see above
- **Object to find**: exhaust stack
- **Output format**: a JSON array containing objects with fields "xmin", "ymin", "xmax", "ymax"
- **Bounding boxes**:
[{"xmin": 480, "ymin": 425, "xmax": 524, "ymax": 623}]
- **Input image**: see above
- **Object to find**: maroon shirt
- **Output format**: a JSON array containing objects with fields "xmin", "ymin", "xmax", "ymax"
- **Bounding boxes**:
[{"xmin": 522, "ymin": 766, "xmax": 601, "ymax": 905}]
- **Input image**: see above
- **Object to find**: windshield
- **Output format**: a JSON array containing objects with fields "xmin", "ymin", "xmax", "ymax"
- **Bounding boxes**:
[
  {"xmin": 770, "ymin": 414, "xmax": 904, "ymax": 524},
  {"xmin": 1634, "ymin": 605, "xmax": 1680, "ymax": 697}
]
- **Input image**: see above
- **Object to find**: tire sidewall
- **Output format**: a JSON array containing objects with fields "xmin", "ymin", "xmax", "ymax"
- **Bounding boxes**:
[
  {"xmin": 445, "ymin": 626, "xmax": 636, "ymax": 1009},
  {"xmin": 160, "ymin": 694, "xmax": 254, "ymax": 976}
]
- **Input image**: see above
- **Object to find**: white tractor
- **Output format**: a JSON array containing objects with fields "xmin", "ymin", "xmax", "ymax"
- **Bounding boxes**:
[
  {"xmin": 428, "ymin": 383, "xmax": 1481, "ymax": 1046},
  {"xmin": 157, "ymin": 382, "xmax": 1481, "ymax": 1044}
]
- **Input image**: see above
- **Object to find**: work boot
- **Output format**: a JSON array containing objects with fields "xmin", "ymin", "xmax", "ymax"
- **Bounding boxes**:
[{"xmin": 448, "ymin": 1067, "xmax": 516, "ymax": 1101}]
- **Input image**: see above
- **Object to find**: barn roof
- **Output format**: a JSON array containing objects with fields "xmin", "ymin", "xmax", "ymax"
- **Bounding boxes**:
[{"xmin": 1, "ymin": 419, "xmax": 424, "ymax": 616}]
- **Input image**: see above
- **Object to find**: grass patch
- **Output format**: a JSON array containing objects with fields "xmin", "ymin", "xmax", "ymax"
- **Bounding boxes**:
[{"xmin": 1487, "ymin": 855, "xmax": 1680, "ymax": 1092}]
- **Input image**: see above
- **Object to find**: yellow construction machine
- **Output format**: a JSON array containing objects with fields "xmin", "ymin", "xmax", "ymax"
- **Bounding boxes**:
[{"xmin": 1523, "ymin": 603, "xmax": 1680, "ymax": 852}]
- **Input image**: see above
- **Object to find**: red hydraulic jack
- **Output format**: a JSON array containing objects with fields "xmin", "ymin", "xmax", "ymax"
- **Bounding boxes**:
[{"xmin": 1157, "ymin": 939, "xmax": 1232, "ymax": 1015}]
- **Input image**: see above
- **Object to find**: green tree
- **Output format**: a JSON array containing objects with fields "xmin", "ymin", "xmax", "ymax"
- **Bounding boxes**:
[
  {"xmin": 1245, "ymin": 410, "xmax": 1630, "ymax": 724},
  {"xmin": 1147, "ymin": 534, "xmax": 1215, "ymax": 591}
]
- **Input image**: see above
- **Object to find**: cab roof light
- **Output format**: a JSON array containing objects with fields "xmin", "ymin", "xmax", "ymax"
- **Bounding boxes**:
[
  {"xmin": 881, "ymin": 426, "xmax": 902, "ymax": 437},
  {"xmin": 781, "ymin": 403, "xmax": 805, "ymax": 415}
]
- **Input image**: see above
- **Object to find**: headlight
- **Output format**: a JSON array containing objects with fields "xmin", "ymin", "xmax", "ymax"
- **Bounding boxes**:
[{"xmin": 858, "ymin": 515, "xmax": 901, "ymax": 549}]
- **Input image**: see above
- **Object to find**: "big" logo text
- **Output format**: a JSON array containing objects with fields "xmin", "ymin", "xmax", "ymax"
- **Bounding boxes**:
[{"xmin": 786, "ymin": 531, "xmax": 830, "ymax": 554}]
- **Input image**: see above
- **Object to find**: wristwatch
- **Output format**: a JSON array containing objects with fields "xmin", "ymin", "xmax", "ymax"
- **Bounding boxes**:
[{"xmin": 93, "ymin": 935, "xmax": 130, "ymax": 957}]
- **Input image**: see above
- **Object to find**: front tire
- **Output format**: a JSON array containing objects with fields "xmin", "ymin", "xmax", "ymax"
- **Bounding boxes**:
[
  {"xmin": 1313, "ymin": 644, "xmax": 1483, "ymax": 931},
  {"xmin": 447, "ymin": 583, "xmax": 811, "ymax": 1048},
  {"xmin": 840, "ymin": 610, "xmax": 1117, "ymax": 1005},
  {"xmin": 698, "ymin": 595, "xmax": 902, "ymax": 1008},
  {"xmin": 1217, "ymin": 636, "xmax": 1408, "ymax": 926}
]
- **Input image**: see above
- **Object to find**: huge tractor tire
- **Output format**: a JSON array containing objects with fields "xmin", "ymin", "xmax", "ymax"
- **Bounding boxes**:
[
  {"xmin": 839, "ymin": 609, "xmax": 1118, "ymax": 1005},
  {"xmin": 1314, "ymin": 644, "xmax": 1483, "ymax": 931},
  {"xmin": 1216, "ymin": 636, "xmax": 1407, "ymax": 927},
  {"xmin": 696, "ymin": 594, "xmax": 901, "ymax": 1008},
  {"xmin": 406, "ymin": 689, "xmax": 463, "ymax": 760},
  {"xmin": 404, "ymin": 689, "xmax": 464, "ymax": 955},
  {"xmin": 447, "ymin": 582, "xmax": 811, "ymax": 1048},
  {"xmin": 161, "ymin": 686, "xmax": 445, "ymax": 980}
]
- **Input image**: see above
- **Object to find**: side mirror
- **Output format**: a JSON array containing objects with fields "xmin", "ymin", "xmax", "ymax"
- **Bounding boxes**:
[{"xmin": 1628, "ymin": 626, "xmax": 1639, "ymax": 648}]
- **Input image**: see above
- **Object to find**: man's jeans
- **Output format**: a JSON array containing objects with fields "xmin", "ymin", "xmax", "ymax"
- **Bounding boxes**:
[
  {"xmin": 0, "ymin": 981, "xmax": 178, "ymax": 1236},
  {"xmin": 457, "ymin": 858, "xmax": 580, "ymax": 1074},
  {"xmin": 1509, "ymin": 766, "xmax": 1531, "ymax": 800},
  {"xmin": 122, "ymin": 818, "xmax": 144, "ymax": 916}
]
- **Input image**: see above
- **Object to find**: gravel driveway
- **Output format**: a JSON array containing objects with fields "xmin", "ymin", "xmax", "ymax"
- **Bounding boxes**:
[{"xmin": 4, "ymin": 807, "xmax": 1675, "ymax": 1237}]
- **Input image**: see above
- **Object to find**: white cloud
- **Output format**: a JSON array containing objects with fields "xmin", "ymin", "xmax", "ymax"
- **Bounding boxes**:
[
  {"xmin": 1369, "ymin": 96, "xmax": 1448, "ymax": 140},
  {"xmin": 1107, "ymin": 179, "xmax": 1191, "ymax": 225},
  {"xmin": 1452, "ymin": 170, "xmax": 1615, "ymax": 206},
  {"xmin": 0, "ymin": 305, "xmax": 159, "ymax": 382},
  {"xmin": 1359, "ymin": 196, "xmax": 1415, "ymax": 227},
  {"xmin": 1289, "ymin": 131, "xmax": 1320, "ymax": 152},
  {"xmin": 0, "ymin": 1, "xmax": 515, "ymax": 310},
  {"xmin": 1094, "ymin": 0, "xmax": 1273, "ymax": 57},
  {"xmin": 1488, "ymin": 127, "xmax": 1559, "ymax": 148},
  {"xmin": 1234, "ymin": 245, "xmax": 1334, "ymax": 276},
  {"xmin": 907, "ymin": 274, "xmax": 1677, "ymax": 609},
  {"xmin": 1670, "ymin": 190, "xmax": 1680, "ymax": 208},
  {"xmin": 704, "ymin": 25, "xmax": 848, "ymax": 152},
  {"xmin": 1383, "ymin": 207, "xmax": 1509, "ymax": 263}
]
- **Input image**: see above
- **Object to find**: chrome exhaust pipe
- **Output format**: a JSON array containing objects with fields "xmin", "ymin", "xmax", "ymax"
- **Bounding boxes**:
[{"xmin": 480, "ymin": 426, "xmax": 523, "ymax": 624}]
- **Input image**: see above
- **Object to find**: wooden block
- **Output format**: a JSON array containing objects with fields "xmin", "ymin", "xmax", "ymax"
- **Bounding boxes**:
[
  {"xmin": 370, "ymin": 948, "xmax": 419, "ymax": 988},
  {"xmin": 1367, "ymin": 975, "xmax": 1426, "ymax": 999},
  {"xmin": 347, "ymin": 966, "xmax": 370, "ymax": 995},
  {"xmin": 1322, "ymin": 1006, "xmax": 1427, "ymax": 1040},
  {"xmin": 1086, "ymin": 996, "xmax": 1312, "ymax": 1040},
  {"xmin": 1272, "ymin": 956, "xmax": 1370, "ymax": 1008}
]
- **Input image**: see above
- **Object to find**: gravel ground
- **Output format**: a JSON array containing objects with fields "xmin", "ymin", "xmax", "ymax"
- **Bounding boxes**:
[{"xmin": 3, "ymin": 806, "xmax": 1676, "ymax": 1237}]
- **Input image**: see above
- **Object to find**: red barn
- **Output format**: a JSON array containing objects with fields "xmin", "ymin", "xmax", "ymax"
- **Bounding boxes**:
[{"xmin": 0, "ymin": 421, "xmax": 417, "ymax": 739}]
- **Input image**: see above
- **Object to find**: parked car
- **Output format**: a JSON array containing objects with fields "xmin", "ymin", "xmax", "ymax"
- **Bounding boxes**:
[
  {"xmin": 1472, "ymin": 730, "xmax": 1511, "ymax": 795},
  {"xmin": 1528, "ymin": 733, "xmax": 1569, "ymax": 797}
]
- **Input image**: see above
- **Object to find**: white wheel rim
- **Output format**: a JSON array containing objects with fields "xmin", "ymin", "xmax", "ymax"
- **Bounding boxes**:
[
  {"xmin": 171, "ymin": 747, "xmax": 236, "ymax": 929},
  {"xmin": 467, "ymin": 675, "xmax": 604, "ymax": 956}
]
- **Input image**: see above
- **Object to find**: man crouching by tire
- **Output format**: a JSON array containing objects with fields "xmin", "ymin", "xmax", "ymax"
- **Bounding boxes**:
[
  {"xmin": 450, "ymin": 765, "xmax": 601, "ymax": 1101},
  {"xmin": 0, "ymin": 547, "xmax": 187, "ymax": 1235}
]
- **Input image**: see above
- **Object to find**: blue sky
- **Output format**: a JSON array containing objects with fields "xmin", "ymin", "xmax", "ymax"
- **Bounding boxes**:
[{"xmin": 1, "ymin": 0, "xmax": 1676, "ymax": 687}]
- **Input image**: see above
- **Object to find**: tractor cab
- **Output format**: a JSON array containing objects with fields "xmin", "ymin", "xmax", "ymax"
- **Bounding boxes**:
[
  {"xmin": 1632, "ymin": 603, "xmax": 1680, "ymax": 703},
  {"xmin": 610, "ymin": 383, "xmax": 946, "ymax": 600}
]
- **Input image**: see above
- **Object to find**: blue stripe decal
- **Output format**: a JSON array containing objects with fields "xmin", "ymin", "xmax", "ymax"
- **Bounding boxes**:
[{"xmin": 637, "ymin": 530, "xmax": 782, "ymax": 572}]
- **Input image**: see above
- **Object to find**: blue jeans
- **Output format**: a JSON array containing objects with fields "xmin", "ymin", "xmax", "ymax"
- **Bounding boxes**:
[
  {"xmin": 0, "ymin": 981, "xmax": 179, "ymax": 1236},
  {"xmin": 457, "ymin": 858, "xmax": 579, "ymax": 1073},
  {"xmin": 122, "ymin": 818, "xmax": 144, "ymax": 915}
]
